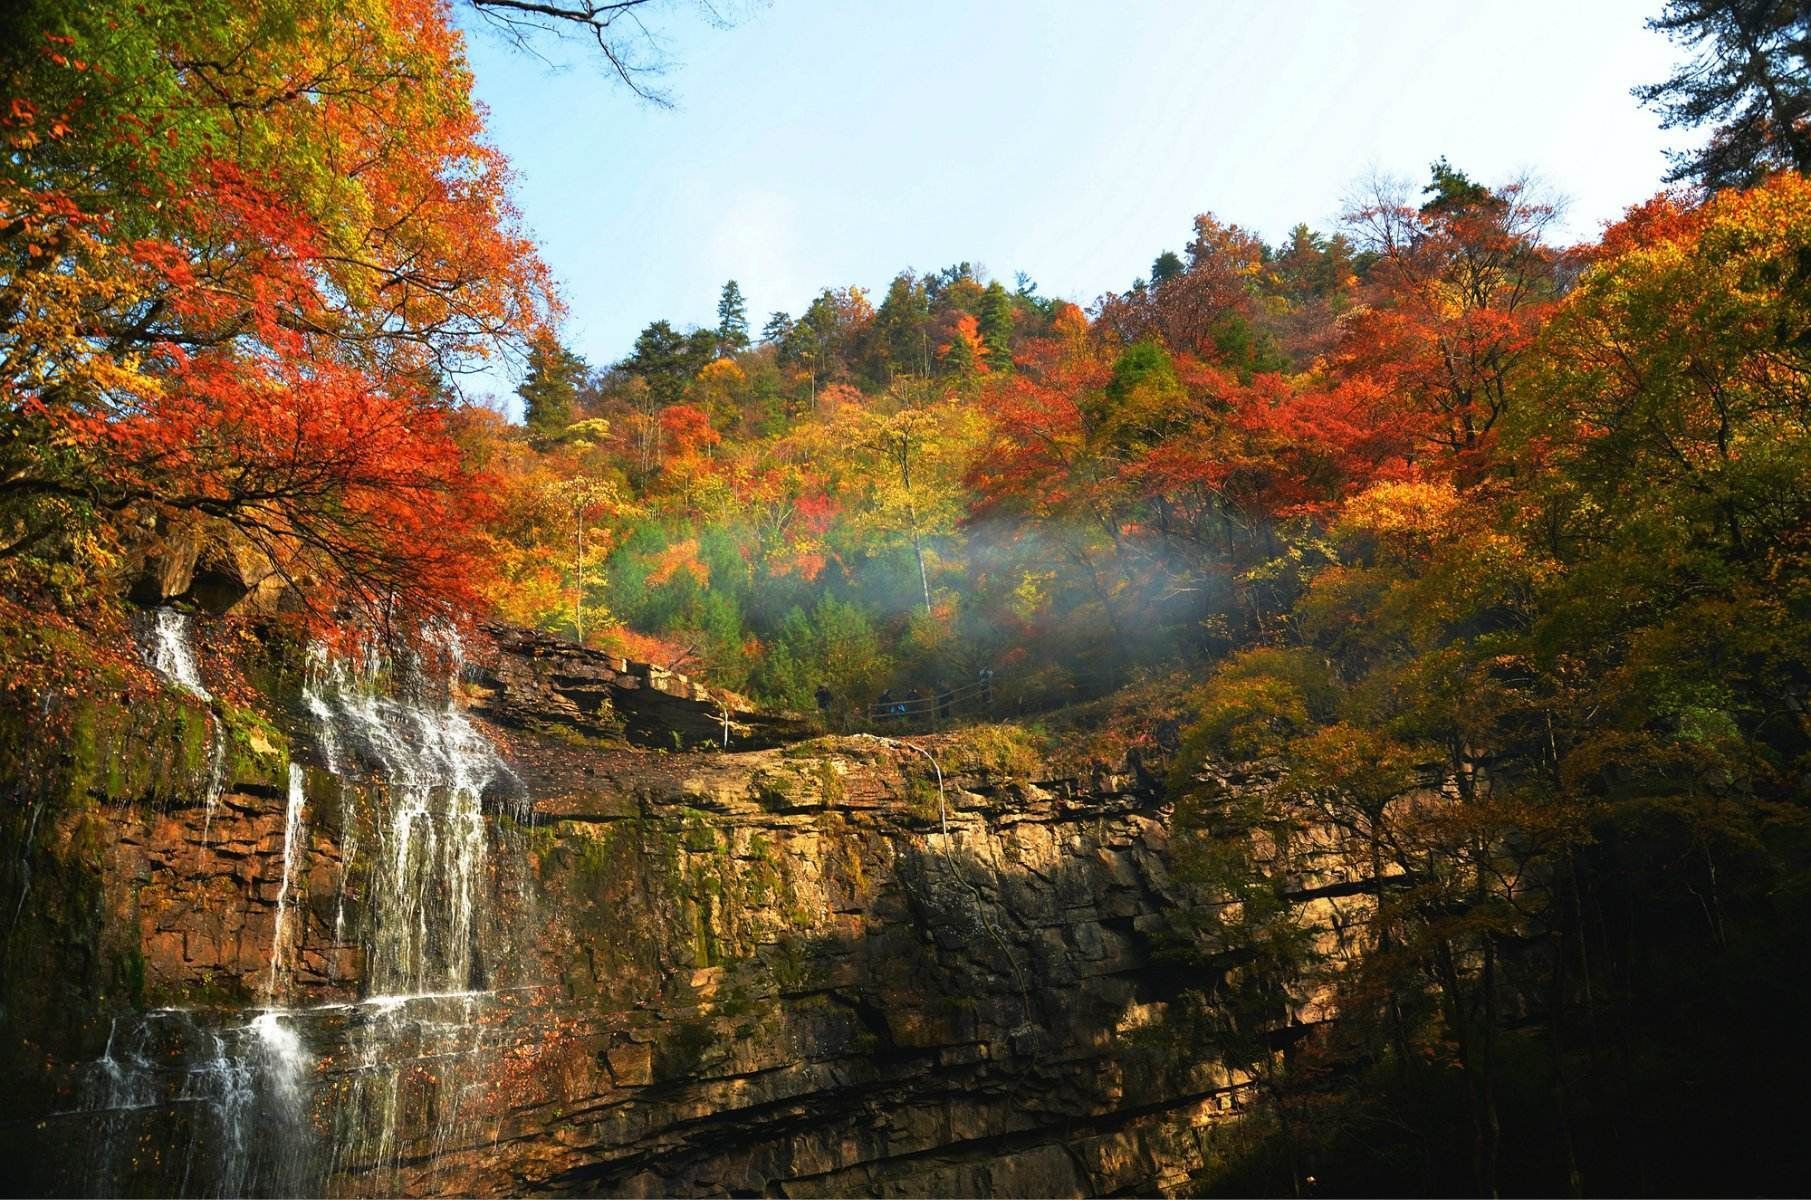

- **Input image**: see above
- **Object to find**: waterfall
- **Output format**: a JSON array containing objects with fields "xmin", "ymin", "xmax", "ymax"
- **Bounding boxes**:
[
  {"xmin": 265, "ymin": 763, "xmax": 308, "ymax": 1002},
  {"xmin": 301, "ymin": 631, "xmax": 512, "ymax": 1194},
  {"xmin": 147, "ymin": 608, "xmax": 211, "ymax": 701},
  {"xmin": 303, "ymin": 655, "xmax": 359, "ymax": 944},
  {"xmin": 138, "ymin": 607, "xmax": 228, "ymax": 832},
  {"xmin": 78, "ymin": 625, "xmax": 520, "ymax": 1198},
  {"xmin": 303, "ymin": 633, "xmax": 502, "ymax": 997},
  {"xmin": 78, "ymin": 1011, "xmax": 271, "ymax": 1198},
  {"xmin": 75, "ymin": 755, "xmax": 318, "ymax": 1197}
]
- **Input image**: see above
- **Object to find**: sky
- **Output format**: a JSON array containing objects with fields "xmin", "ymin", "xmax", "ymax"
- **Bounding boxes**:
[{"xmin": 459, "ymin": 0, "xmax": 1692, "ymax": 409}]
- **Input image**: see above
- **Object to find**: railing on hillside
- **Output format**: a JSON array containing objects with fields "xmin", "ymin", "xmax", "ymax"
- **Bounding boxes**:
[{"xmin": 846, "ymin": 664, "xmax": 1125, "ymax": 729}]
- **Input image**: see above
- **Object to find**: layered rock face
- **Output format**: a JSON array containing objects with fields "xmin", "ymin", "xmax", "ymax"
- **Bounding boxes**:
[
  {"xmin": 459, "ymin": 737, "xmax": 1247, "ymax": 1197},
  {"xmin": 0, "ymin": 622, "xmax": 1268, "ymax": 1198},
  {"xmin": 469, "ymin": 622, "xmax": 808, "ymax": 751}
]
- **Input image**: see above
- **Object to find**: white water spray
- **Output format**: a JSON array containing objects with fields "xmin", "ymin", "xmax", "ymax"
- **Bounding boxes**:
[
  {"xmin": 303, "ymin": 635, "xmax": 500, "ymax": 997},
  {"xmin": 139, "ymin": 608, "xmax": 228, "ymax": 836},
  {"xmin": 301, "ymin": 629, "xmax": 513, "ymax": 1193},
  {"xmin": 147, "ymin": 608, "xmax": 211, "ymax": 701},
  {"xmin": 265, "ymin": 763, "xmax": 308, "ymax": 1003}
]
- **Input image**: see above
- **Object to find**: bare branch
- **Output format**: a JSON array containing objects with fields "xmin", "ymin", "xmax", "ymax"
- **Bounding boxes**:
[{"xmin": 461, "ymin": 0, "xmax": 692, "ymax": 105}]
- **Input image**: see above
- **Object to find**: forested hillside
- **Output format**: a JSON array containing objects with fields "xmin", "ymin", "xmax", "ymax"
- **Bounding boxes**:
[
  {"xmin": 2, "ymin": 0, "xmax": 1810, "ymax": 1195},
  {"xmin": 468, "ymin": 158, "xmax": 1811, "ymax": 1193}
]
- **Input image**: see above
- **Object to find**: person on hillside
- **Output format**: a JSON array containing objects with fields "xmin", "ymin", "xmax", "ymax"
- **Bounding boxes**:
[
  {"xmin": 935, "ymin": 683, "xmax": 953, "ymax": 721},
  {"xmin": 875, "ymin": 688, "xmax": 894, "ymax": 721},
  {"xmin": 978, "ymin": 667, "xmax": 994, "ymax": 708},
  {"xmin": 904, "ymin": 688, "xmax": 924, "ymax": 720},
  {"xmin": 815, "ymin": 683, "xmax": 833, "ymax": 728}
]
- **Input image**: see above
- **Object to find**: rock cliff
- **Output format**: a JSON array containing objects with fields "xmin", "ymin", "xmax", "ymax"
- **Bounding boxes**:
[{"xmin": 0, "ymin": 617, "xmax": 1329, "ymax": 1198}]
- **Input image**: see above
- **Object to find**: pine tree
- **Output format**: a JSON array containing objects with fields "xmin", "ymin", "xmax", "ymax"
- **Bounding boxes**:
[
  {"xmin": 518, "ymin": 334, "xmax": 587, "ymax": 438},
  {"xmin": 716, "ymin": 279, "xmax": 750, "ymax": 352},
  {"xmin": 1636, "ymin": 0, "xmax": 1811, "ymax": 189},
  {"xmin": 874, "ymin": 272, "xmax": 931, "ymax": 379},
  {"xmin": 626, "ymin": 319, "xmax": 710, "ymax": 408},
  {"xmin": 1420, "ymin": 156, "xmax": 1494, "ymax": 216},
  {"xmin": 761, "ymin": 311, "xmax": 793, "ymax": 343},
  {"xmin": 979, "ymin": 280, "xmax": 1015, "ymax": 372}
]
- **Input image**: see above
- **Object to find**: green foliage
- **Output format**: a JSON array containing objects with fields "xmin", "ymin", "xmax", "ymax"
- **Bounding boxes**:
[
  {"xmin": 873, "ymin": 271, "xmax": 930, "ymax": 380},
  {"xmin": 761, "ymin": 595, "xmax": 893, "ymax": 712},
  {"xmin": 1636, "ymin": 0, "xmax": 1811, "ymax": 189},
  {"xmin": 1420, "ymin": 155, "xmax": 1494, "ymax": 215},
  {"xmin": 1171, "ymin": 646, "xmax": 1336, "ymax": 770},
  {"xmin": 716, "ymin": 279, "xmax": 750, "ymax": 352},
  {"xmin": 519, "ymin": 335, "xmax": 588, "ymax": 438},
  {"xmin": 628, "ymin": 319, "xmax": 713, "ymax": 407},
  {"xmin": 978, "ymin": 280, "xmax": 1015, "ymax": 371}
]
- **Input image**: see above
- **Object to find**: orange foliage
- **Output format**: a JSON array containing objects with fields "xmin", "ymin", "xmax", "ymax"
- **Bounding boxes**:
[{"xmin": 1, "ymin": 0, "xmax": 554, "ymax": 624}]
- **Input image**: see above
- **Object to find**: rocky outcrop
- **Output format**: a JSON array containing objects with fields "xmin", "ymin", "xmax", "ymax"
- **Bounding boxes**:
[
  {"xmin": 0, "ymin": 620, "xmax": 1344, "ymax": 1198},
  {"xmin": 469, "ymin": 622, "xmax": 809, "ymax": 750}
]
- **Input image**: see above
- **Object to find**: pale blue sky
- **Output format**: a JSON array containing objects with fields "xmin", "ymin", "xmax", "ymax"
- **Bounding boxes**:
[{"xmin": 460, "ymin": 0, "xmax": 1689, "ymax": 407}]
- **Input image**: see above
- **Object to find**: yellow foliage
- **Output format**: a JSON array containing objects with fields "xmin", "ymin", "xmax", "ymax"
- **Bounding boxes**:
[{"xmin": 1337, "ymin": 480, "xmax": 1461, "ymax": 541}]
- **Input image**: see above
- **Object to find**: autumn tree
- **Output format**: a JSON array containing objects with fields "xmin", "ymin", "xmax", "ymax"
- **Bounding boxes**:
[
  {"xmin": 841, "ymin": 393, "xmax": 985, "ymax": 616},
  {"xmin": 1267, "ymin": 223, "xmax": 1358, "ymax": 366},
  {"xmin": 1165, "ymin": 174, "xmax": 1811, "ymax": 1194},
  {"xmin": 938, "ymin": 313, "xmax": 984, "ymax": 378},
  {"xmin": 1338, "ymin": 161, "xmax": 1565, "ymax": 480},
  {"xmin": 1096, "ymin": 213, "xmax": 1283, "ymax": 376},
  {"xmin": 0, "ymin": 0, "xmax": 556, "ymax": 620}
]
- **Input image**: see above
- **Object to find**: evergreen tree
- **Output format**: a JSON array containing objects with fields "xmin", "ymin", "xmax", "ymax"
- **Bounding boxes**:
[
  {"xmin": 716, "ymin": 279, "xmax": 750, "ymax": 352},
  {"xmin": 873, "ymin": 272, "xmax": 931, "ymax": 379},
  {"xmin": 685, "ymin": 326, "xmax": 719, "ymax": 369},
  {"xmin": 794, "ymin": 291, "xmax": 845, "ymax": 382},
  {"xmin": 926, "ymin": 261, "xmax": 977, "ymax": 303},
  {"xmin": 761, "ymin": 311, "xmax": 794, "ymax": 344},
  {"xmin": 626, "ymin": 319, "xmax": 711, "ymax": 407},
  {"xmin": 1014, "ymin": 271, "xmax": 1054, "ymax": 318},
  {"xmin": 979, "ymin": 280, "xmax": 1015, "ymax": 371},
  {"xmin": 1150, "ymin": 250, "xmax": 1185, "ymax": 285},
  {"xmin": 1420, "ymin": 156, "xmax": 1495, "ymax": 216},
  {"xmin": 1636, "ymin": 0, "xmax": 1811, "ymax": 189},
  {"xmin": 517, "ymin": 334, "xmax": 587, "ymax": 438}
]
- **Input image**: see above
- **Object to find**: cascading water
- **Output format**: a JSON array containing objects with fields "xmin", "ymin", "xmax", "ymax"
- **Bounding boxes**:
[
  {"xmin": 304, "ymin": 653, "xmax": 360, "ymax": 945},
  {"xmin": 147, "ymin": 608, "xmax": 211, "ymax": 701},
  {"xmin": 77, "ymin": 1009, "xmax": 296, "ymax": 1197},
  {"xmin": 265, "ymin": 763, "xmax": 308, "ymax": 1001},
  {"xmin": 77, "ymin": 625, "xmax": 523, "ymax": 1198},
  {"xmin": 138, "ymin": 607, "xmax": 228, "ymax": 832},
  {"xmin": 302, "ymin": 630, "xmax": 514, "ymax": 1194},
  {"xmin": 306, "ymin": 634, "xmax": 499, "ymax": 999}
]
